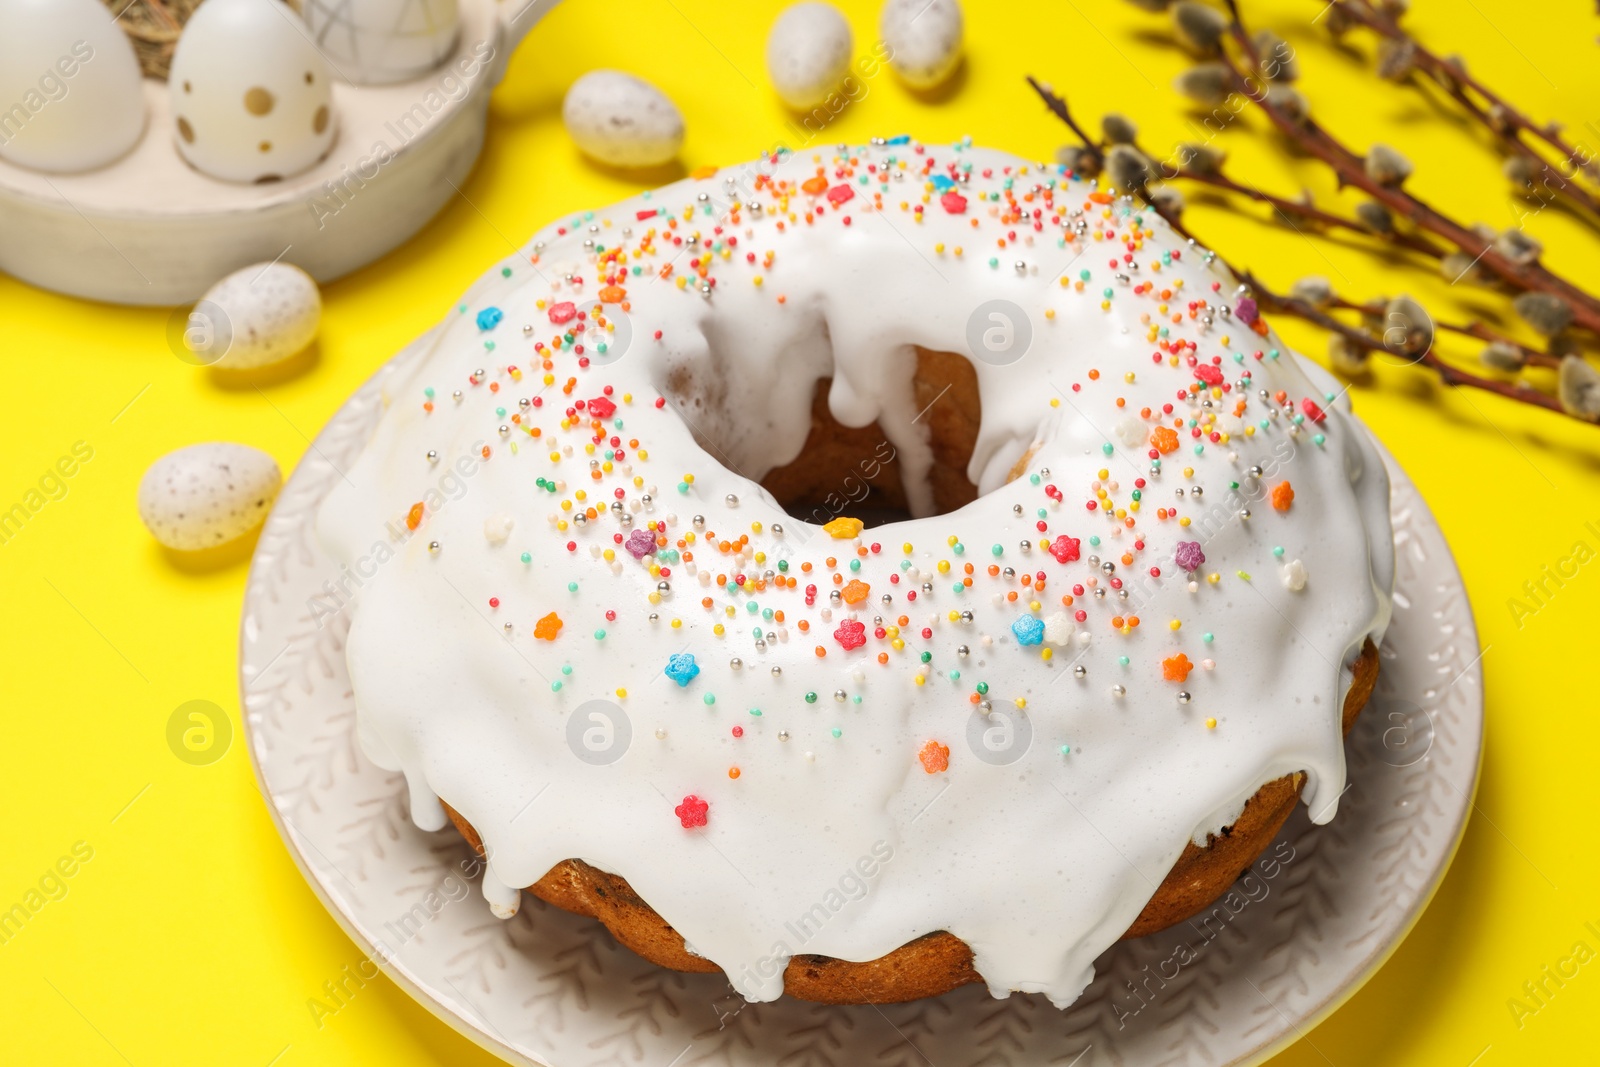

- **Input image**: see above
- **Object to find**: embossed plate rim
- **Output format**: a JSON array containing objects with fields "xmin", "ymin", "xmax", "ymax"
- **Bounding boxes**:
[{"xmin": 242, "ymin": 337, "xmax": 1483, "ymax": 1067}]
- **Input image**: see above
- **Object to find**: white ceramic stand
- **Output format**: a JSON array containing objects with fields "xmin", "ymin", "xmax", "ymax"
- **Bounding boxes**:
[{"xmin": 0, "ymin": 0, "xmax": 560, "ymax": 306}]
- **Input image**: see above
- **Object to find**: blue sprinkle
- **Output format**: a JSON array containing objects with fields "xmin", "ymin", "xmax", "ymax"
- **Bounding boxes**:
[
  {"xmin": 664, "ymin": 653, "xmax": 700, "ymax": 687},
  {"xmin": 1011, "ymin": 615, "xmax": 1045, "ymax": 646},
  {"xmin": 476, "ymin": 306, "xmax": 504, "ymax": 331},
  {"xmin": 931, "ymin": 174, "xmax": 955, "ymax": 191},
  {"xmin": 886, "ymin": 134, "xmax": 911, "ymax": 145}
]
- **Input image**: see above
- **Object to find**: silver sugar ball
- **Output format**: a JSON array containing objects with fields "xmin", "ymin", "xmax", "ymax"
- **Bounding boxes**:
[
  {"xmin": 1177, "ymin": 691, "xmax": 1192, "ymax": 704},
  {"xmin": 1073, "ymin": 665, "xmax": 1087, "ymax": 678}
]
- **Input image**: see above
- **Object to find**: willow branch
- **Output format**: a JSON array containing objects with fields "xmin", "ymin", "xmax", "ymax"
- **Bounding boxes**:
[
  {"xmin": 1324, "ymin": 0, "xmax": 1600, "ymax": 211},
  {"xmin": 1220, "ymin": 0, "xmax": 1600, "ymax": 335},
  {"xmin": 1244, "ymin": 272, "xmax": 1567, "ymax": 414}
]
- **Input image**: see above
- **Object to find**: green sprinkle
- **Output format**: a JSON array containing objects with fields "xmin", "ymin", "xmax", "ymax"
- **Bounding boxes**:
[
  {"xmin": 975, "ymin": 681, "xmax": 989, "ymax": 695},
  {"xmin": 1060, "ymin": 745, "xmax": 1071, "ymax": 756},
  {"xmin": 1118, "ymin": 656, "xmax": 1130, "ymax": 667},
  {"xmin": 831, "ymin": 727, "xmax": 842, "ymax": 738},
  {"xmin": 991, "ymin": 544, "xmax": 1004, "ymax": 556},
  {"xmin": 1202, "ymin": 633, "xmax": 1213, "ymax": 643},
  {"xmin": 703, "ymin": 693, "xmax": 716, "ymax": 705},
  {"xmin": 593, "ymin": 629, "xmax": 606, "ymax": 640},
  {"xmin": 749, "ymin": 707, "xmax": 762, "ymax": 716},
  {"xmin": 551, "ymin": 680, "xmax": 562, "ymax": 692},
  {"xmin": 920, "ymin": 651, "xmax": 932, "ymax": 663},
  {"xmin": 805, "ymin": 691, "xmax": 818, "ymax": 704},
  {"xmin": 849, "ymin": 558, "xmax": 862, "ymax": 571},
  {"xmin": 1236, "ymin": 570, "xmax": 1252, "ymax": 580},
  {"xmin": 561, "ymin": 664, "xmax": 572, "ymax": 675},
  {"xmin": 568, "ymin": 581, "xmax": 579, "ymax": 592},
  {"xmin": 1272, "ymin": 546, "xmax": 1285, "ymax": 558},
  {"xmin": 947, "ymin": 669, "xmax": 961, "ymax": 681},
  {"xmin": 520, "ymin": 552, "xmax": 532, "ymax": 564}
]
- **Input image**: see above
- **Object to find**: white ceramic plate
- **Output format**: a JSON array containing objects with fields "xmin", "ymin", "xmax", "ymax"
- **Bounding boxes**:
[{"xmin": 241, "ymin": 337, "xmax": 1483, "ymax": 1067}]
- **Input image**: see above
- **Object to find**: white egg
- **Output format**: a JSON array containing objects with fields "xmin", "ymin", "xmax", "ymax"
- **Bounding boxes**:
[
  {"xmin": 766, "ymin": 3, "xmax": 853, "ymax": 111},
  {"xmin": 299, "ymin": 0, "xmax": 459, "ymax": 85},
  {"xmin": 0, "ymin": 0, "xmax": 145, "ymax": 173},
  {"xmin": 167, "ymin": 0, "xmax": 336, "ymax": 184},
  {"xmin": 563, "ymin": 71, "xmax": 685, "ymax": 169},
  {"xmin": 880, "ymin": 0, "xmax": 963, "ymax": 90},
  {"xmin": 185, "ymin": 262, "xmax": 322, "ymax": 370},
  {"xmin": 138, "ymin": 443, "xmax": 282, "ymax": 551}
]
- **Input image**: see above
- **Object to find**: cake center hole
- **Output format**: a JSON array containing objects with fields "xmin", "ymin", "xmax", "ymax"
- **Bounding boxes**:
[{"xmin": 759, "ymin": 347, "xmax": 980, "ymax": 530}]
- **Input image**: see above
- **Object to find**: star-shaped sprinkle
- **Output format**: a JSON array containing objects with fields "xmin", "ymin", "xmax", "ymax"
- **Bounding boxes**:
[
  {"xmin": 1049, "ymin": 534, "xmax": 1081, "ymax": 563},
  {"xmin": 918, "ymin": 740, "xmax": 950, "ymax": 774},
  {"xmin": 823, "ymin": 516, "xmax": 864, "ymax": 539},
  {"xmin": 1012, "ymin": 615, "xmax": 1045, "ymax": 646},
  {"xmin": 664, "ymin": 652, "xmax": 700, "ymax": 686},
  {"xmin": 625, "ymin": 528, "xmax": 657, "ymax": 559},
  {"xmin": 1162, "ymin": 653, "xmax": 1194, "ymax": 682},
  {"xmin": 1174, "ymin": 540, "xmax": 1206, "ymax": 571},
  {"xmin": 534, "ymin": 612, "xmax": 563, "ymax": 641},
  {"xmin": 834, "ymin": 619, "xmax": 866, "ymax": 651},
  {"xmin": 674, "ymin": 794, "xmax": 708, "ymax": 828},
  {"xmin": 842, "ymin": 579, "xmax": 870, "ymax": 604}
]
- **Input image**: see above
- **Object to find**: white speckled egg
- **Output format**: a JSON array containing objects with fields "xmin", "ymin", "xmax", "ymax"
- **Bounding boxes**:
[
  {"xmin": 139, "ymin": 443, "xmax": 282, "ymax": 551},
  {"xmin": 167, "ymin": 0, "xmax": 336, "ymax": 184},
  {"xmin": 562, "ymin": 71, "xmax": 685, "ymax": 169},
  {"xmin": 186, "ymin": 262, "xmax": 321, "ymax": 369},
  {"xmin": 880, "ymin": 0, "xmax": 963, "ymax": 90},
  {"xmin": 299, "ymin": 0, "xmax": 459, "ymax": 85},
  {"xmin": 0, "ymin": 0, "xmax": 146, "ymax": 173},
  {"xmin": 766, "ymin": 3, "xmax": 853, "ymax": 111}
]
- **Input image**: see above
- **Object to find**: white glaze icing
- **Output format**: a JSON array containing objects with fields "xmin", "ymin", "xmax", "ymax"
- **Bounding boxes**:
[{"xmin": 316, "ymin": 140, "xmax": 1394, "ymax": 1008}]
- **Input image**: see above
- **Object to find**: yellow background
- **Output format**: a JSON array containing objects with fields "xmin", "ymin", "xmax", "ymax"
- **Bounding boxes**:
[{"xmin": 3, "ymin": 0, "xmax": 1598, "ymax": 1063}]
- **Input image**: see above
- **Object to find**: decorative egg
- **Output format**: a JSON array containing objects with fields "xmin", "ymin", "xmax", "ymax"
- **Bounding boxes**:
[
  {"xmin": 0, "ymin": 0, "xmax": 145, "ymax": 173},
  {"xmin": 766, "ymin": 3, "xmax": 853, "ymax": 111},
  {"xmin": 167, "ymin": 0, "xmax": 336, "ymax": 184},
  {"xmin": 880, "ymin": 0, "xmax": 964, "ymax": 90},
  {"xmin": 299, "ymin": 0, "xmax": 459, "ymax": 85},
  {"xmin": 185, "ymin": 262, "xmax": 322, "ymax": 370},
  {"xmin": 138, "ymin": 443, "xmax": 282, "ymax": 551},
  {"xmin": 563, "ymin": 71, "xmax": 685, "ymax": 169}
]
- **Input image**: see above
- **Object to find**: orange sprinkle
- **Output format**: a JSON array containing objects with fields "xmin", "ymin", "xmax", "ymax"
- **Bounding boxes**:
[
  {"xmin": 1270, "ymin": 481, "xmax": 1295, "ymax": 511},
  {"xmin": 405, "ymin": 502, "xmax": 424, "ymax": 530},
  {"xmin": 918, "ymin": 740, "xmax": 951, "ymax": 774},
  {"xmin": 1150, "ymin": 425, "xmax": 1180, "ymax": 454},
  {"xmin": 842, "ymin": 579, "xmax": 871, "ymax": 604},
  {"xmin": 534, "ymin": 612, "xmax": 563, "ymax": 641},
  {"xmin": 1162, "ymin": 653, "xmax": 1193, "ymax": 682}
]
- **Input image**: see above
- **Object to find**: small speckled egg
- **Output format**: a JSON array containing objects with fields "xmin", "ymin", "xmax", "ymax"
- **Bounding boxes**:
[
  {"xmin": 766, "ymin": 3, "xmax": 853, "ymax": 111},
  {"xmin": 880, "ymin": 0, "xmax": 963, "ymax": 90},
  {"xmin": 167, "ymin": 0, "xmax": 336, "ymax": 184},
  {"xmin": 186, "ymin": 262, "xmax": 321, "ymax": 369},
  {"xmin": 0, "ymin": 0, "xmax": 146, "ymax": 173},
  {"xmin": 562, "ymin": 71, "xmax": 685, "ymax": 169},
  {"xmin": 138, "ymin": 443, "xmax": 281, "ymax": 551}
]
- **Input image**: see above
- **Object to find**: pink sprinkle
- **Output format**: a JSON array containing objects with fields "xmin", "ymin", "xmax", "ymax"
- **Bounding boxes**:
[
  {"xmin": 940, "ymin": 191, "xmax": 968, "ymax": 214},
  {"xmin": 588, "ymin": 396, "xmax": 617, "ymax": 419},
  {"xmin": 1301, "ymin": 398, "xmax": 1327, "ymax": 423},
  {"xmin": 827, "ymin": 184, "xmax": 855, "ymax": 206},
  {"xmin": 674, "ymin": 795, "xmax": 709, "ymax": 828},
  {"xmin": 1049, "ymin": 535, "xmax": 1081, "ymax": 564},
  {"xmin": 548, "ymin": 301, "xmax": 577, "ymax": 325},
  {"xmin": 834, "ymin": 618, "xmax": 867, "ymax": 651}
]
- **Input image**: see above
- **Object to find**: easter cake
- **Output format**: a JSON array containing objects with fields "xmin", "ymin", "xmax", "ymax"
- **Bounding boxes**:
[{"xmin": 317, "ymin": 138, "xmax": 1394, "ymax": 1008}]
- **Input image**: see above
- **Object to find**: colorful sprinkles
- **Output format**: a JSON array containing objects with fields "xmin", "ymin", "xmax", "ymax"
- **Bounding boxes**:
[{"xmin": 400, "ymin": 138, "xmax": 1343, "ymax": 822}]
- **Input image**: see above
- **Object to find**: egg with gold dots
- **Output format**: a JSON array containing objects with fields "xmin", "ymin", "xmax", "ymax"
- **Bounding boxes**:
[{"xmin": 167, "ymin": 0, "xmax": 336, "ymax": 184}]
